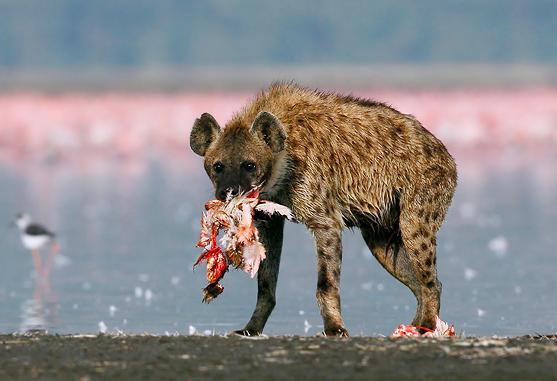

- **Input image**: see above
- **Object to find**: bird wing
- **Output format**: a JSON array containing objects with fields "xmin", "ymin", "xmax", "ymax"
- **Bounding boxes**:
[{"xmin": 25, "ymin": 223, "xmax": 55, "ymax": 237}]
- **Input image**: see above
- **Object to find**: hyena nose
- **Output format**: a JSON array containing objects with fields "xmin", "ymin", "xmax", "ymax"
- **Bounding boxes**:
[
  {"xmin": 217, "ymin": 188, "xmax": 238, "ymax": 201},
  {"xmin": 217, "ymin": 190, "xmax": 228, "ymax": 201}
]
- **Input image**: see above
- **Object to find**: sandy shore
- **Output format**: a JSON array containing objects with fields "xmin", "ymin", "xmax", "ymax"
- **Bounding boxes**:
[{"xmin": 1, "ymin": 334, "xmax": 556, "ymax": 380}]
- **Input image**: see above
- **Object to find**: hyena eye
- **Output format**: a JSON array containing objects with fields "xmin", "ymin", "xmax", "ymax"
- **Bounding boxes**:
[
  {"xmin": 213, "ymin": 162, "xmax": 225, "ymax": 173},
  {"xmin": 241, "ymin": 161, "xmax": 257, "ymax": 173}
]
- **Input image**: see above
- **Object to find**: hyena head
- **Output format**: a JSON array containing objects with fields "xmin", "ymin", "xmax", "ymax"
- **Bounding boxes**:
[{"xmin": 190, "ymin": 111, "xmax": 287, "ymax": 201}]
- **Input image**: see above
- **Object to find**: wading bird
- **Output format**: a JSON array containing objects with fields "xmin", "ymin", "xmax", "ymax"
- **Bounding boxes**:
[{"xmin": 14, "ymin": 213, "xmax": 59, "ymax": 277}]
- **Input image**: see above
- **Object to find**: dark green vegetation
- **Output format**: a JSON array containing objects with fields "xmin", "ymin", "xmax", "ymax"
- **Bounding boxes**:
[
  {"xmin": 1, "ymin": 334, "xmax": 556, "ymax": 380},
  {"xmin": 0, "ymin": 0, "xmax": 556, "ymax": 69}
]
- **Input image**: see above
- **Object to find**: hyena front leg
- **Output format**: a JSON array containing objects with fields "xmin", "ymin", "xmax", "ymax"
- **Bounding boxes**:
[
  {"xmin": 311, "ymin": 224, "xmax": 348, "ymax": 337},
  {"xmin": 235, "ymin": 215, "xmax": 284, "ymax": 336}
]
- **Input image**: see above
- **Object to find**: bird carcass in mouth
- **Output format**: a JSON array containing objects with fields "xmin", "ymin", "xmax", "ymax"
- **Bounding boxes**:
[{"xmin": 193, "ymin": 187, "xmax": 293, "ymax": 303}]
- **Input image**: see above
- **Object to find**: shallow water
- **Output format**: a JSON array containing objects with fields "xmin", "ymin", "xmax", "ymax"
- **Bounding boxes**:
[{"xmin": 0, "ymin": 146, "xmax": 556, "ymax": 337}]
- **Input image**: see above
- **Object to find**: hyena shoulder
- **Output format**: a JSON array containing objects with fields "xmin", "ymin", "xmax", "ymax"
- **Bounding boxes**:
[{"xmin": 230, "ymin": 82, "xmax": 456, "ymax": 204}]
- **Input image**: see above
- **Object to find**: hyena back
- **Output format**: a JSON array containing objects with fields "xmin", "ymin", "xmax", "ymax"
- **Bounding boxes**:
[{"xmin": 190, "ymin": 82, "xmax": 457, "ymax": 337}]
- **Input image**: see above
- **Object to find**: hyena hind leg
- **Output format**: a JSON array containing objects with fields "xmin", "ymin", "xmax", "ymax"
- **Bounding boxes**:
[
  {"xmin": 398, "ymin": 199, "xmax": 447, "ymax": 330},
  {"xmin": 361, "ymin": 227, "xmax": 427, "ymax": 326}
]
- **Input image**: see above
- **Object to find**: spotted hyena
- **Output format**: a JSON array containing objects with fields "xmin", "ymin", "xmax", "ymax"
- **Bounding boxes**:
[{"xmin": 190, "ymin": 82, "xmax": 457, "ymax": 337}]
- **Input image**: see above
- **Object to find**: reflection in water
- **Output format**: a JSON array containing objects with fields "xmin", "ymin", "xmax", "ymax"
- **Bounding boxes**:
[
  {"xmin": 19, "ymin": 249, "xmax": 59, "ymax": 333},
  {"xmin": 20, "ymin": 276, "xmax": 58, "ymax": 333}
]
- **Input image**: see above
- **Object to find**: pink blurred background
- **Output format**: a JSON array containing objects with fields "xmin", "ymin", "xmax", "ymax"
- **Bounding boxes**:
[{"xmin": 1, "ymin": 87, "xmax": 556, "ymax": 166}]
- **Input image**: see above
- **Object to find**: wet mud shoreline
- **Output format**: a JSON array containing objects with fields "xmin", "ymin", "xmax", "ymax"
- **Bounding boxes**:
[{"xmin": 1, "ymin": 334, "xmax": 556, "ymax": 380}]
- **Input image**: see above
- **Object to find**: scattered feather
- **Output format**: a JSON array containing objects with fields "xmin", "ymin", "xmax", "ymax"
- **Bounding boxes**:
[
  {"xmin": 145, "ymin": 289, "xmax": 153, "ymax": 302},
  {"xmin": 109, "ymin": 305, "xmax": 117, "ymax": 317},
  {"xmin": 98, "ymin": 321, "xmax": 107, "ymax": 334},
  {"xmin": 464, "ymin": 268, "xmax": 477, "ymax": 281},
  {"xmin": 391, "ymin": 316, "xmax": 455, "ymax": 337},
  {"xmin": 488, "ymin": 236, "xmax": 508, "ymax": 257},
  {"xmin": 304, "ymin": 320, "xmax": 312, "ymax": 334}
]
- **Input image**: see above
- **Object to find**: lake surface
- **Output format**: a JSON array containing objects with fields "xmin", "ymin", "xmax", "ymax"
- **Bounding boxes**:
[{"xmin": 0, "ymin": 145, "xmax": 555, "ymax": 337}]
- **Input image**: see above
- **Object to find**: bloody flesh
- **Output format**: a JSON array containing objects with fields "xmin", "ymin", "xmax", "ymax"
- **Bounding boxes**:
[{"xmin": 193, "ymin": 187, "xmax": 293, "ymax": 303}]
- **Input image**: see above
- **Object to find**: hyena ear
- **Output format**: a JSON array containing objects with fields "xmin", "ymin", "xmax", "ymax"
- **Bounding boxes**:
[
  {"xmin": 190, "ymin": 113, "xmax": 221, "ymax": 156},
  {"xmin": 250, "ymin": 111, "xmax": 287, "ymax": 153}
]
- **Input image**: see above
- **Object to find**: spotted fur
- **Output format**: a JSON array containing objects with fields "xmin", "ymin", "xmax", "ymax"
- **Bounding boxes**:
[{"xmin": 190, "ymin": 82, "xmax": 457, "ymax": 336}]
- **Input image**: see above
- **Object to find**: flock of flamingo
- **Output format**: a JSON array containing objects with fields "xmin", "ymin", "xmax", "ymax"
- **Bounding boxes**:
[{"xmin": 0, "ymin": 88, "xmax": 556, "ymax": 165}]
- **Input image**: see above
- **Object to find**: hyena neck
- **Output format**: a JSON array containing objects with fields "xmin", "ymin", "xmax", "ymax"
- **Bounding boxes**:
[{"xmin": 260, "ymin": 150, "xmax": 293, "ymax": 205}]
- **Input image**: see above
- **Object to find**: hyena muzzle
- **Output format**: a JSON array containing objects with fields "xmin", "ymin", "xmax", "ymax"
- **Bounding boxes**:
[{"xmin": 190, "ymin": 83, "xmax": 457, "ymax": 337}]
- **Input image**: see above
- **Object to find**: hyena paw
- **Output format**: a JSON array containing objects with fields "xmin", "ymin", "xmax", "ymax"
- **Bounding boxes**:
[
  {"xmin": 414, "ymin": 316, "xmax": 437, "ymax": 333},
  {"xmin": 322, "ymin": 326, "xmax": 350, "ymax": 338},
  {"xmin": 230, "ymin": 329, "xmax": 262, "ymax": 337}
]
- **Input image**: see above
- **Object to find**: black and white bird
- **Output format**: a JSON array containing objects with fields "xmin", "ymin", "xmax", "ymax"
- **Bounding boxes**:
[
  {"xmin": 14, "ymin": 213, "xmax": 59, "ymax": 276},
  {"xmin": 15, "ymin": 213, "xmax": 56, "ymax": 251}
]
